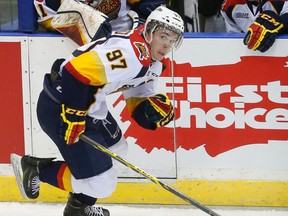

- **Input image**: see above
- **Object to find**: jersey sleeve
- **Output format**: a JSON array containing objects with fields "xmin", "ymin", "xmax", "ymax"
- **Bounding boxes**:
[
  {"xmin": 60, "ymin": 40, "xmax": 108, "ymax": 109},
  {"xmin": 123, "ymin": 80, "xmax": 157, "ymax": 114},
  {"xmin": 122, "ymin": 61, "xmax": 163, "ymax": 115}
]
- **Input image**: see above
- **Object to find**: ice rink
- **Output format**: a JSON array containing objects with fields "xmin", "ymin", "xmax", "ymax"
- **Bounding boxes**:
[{"xmin": 0, "ymin": 202, "xmax": 287, "ymax": 216}]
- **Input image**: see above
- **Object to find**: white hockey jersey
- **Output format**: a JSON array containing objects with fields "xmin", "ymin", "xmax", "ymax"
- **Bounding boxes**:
[
  {"xmin": 60, "ymin": 29, "xmax": 163, "ymax": 119},
  {"xmin": 221, "ymin": 0, "xmax": 288, "ymax": 32}
]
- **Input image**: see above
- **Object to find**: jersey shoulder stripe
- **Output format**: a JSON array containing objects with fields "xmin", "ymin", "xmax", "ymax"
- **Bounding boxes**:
[{"xmin": 66, "ymin": 51, "xmax": 107, "ymax": 86}]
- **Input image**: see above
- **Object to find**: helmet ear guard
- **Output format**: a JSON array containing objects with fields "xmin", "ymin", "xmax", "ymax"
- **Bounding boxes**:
[{"xmin": 143, "ymin": 6, "xmax": 184, "ymax": 50}]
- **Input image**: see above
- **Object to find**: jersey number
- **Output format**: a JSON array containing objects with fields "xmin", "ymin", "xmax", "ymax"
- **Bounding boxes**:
[{"xmin": 106, "ymin": 50, "xmax": 127, "ymax": 70}]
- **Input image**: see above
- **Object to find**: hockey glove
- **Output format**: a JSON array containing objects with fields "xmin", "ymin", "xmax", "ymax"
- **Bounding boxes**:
[
  {"xmin": 60, "ymin": 104, "xmax": 87, "ymax": 144},
  {"xmin": 244, "ymin": 11, "xmax": 284, "ymax": 52},
  {"xmin": 132, "ymin": 94, "xmax": 174, "ymax": 130}
]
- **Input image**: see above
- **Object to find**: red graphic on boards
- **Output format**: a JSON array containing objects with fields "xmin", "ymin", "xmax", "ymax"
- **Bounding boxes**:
[
  {"xmin": 0, "ymin": 42, "xmax": 25, "ymax": 163},
  {"xmin": 118, "ymin": 56, "xmax": 288, "ymax": 157}
]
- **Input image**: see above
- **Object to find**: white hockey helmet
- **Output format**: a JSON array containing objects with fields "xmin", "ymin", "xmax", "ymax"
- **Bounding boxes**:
[{"xmin": 144, "ymin": 6, "xmax": 184, "ymax": 50}]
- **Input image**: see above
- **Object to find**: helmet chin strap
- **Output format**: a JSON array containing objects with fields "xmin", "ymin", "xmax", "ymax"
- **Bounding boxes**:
[
  {"xmin": 148, "ymin": 34, "xmax": 156, "ymax": 60},
  {"xmin": 144, "ymin": 25, "xmax": 157, "ymax": 45}
]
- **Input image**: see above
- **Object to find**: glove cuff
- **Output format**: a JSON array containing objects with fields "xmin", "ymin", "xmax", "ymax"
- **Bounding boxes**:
[
  {"xmin": 132, "ymin": 100, "xmax": 157, "ymax": 130},
  {"xmin": 260, "ymin": 10, "xmax": 284, "ymax": 32}
]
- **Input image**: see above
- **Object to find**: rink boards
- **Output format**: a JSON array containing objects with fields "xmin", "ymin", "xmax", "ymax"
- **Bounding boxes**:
[{"xmin": 0, "ymin": 33, "xmax": 287, "ymax": 206}]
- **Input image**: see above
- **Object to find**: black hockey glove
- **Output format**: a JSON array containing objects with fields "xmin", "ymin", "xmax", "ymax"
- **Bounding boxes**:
[
  {"xmin": 244, "ymin": 11, "xmax": 284, "ymax": 52},
  {"xmin": 132, "ymin": 94, "xmax": 174, "ymax": 130}
]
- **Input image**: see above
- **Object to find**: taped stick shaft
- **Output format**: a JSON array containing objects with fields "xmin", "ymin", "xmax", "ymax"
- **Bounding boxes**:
[{"xmin": 80, "ymin": 135, "xmax": 221, "ymax": 216}]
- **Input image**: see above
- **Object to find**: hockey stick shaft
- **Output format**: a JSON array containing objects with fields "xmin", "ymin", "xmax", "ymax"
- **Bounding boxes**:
[{"xmin": 80, "ymin": 135, "xmax": 221, "ymax": 216}]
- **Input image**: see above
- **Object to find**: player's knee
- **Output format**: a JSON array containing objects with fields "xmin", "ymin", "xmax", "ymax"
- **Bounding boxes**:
[{"xmin": 72, "ymin": 167, "xmax": 117, "ymax": 198}]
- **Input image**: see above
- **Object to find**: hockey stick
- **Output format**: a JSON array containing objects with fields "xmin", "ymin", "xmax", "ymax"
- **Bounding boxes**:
[{"xmin": 80, "ymin": 135, "xmax": 221, "ymax": 216}]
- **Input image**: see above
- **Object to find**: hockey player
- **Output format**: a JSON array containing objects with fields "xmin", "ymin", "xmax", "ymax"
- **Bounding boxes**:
[
  {"xmin": 221, "ymin": 0, "xmax": 288, "ymax": 52},
  {"xmin": 11, "ymin": 6, "xmax": 184, "ymax": 216}
]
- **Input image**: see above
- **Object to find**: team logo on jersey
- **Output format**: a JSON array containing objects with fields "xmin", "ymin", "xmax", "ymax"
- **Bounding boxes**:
[
  {"xmin": 133, "ymin": 42, "xmax": 150, "ymax": 61},
  {"xmin": 235, "ymin": 12, "xmax": 249, "ymax": 19}
]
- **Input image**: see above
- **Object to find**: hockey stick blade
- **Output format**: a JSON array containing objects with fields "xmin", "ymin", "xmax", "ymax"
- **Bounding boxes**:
[{"xmin": 80, "ymin": 135, "xmax": 221, "ymax": 216}]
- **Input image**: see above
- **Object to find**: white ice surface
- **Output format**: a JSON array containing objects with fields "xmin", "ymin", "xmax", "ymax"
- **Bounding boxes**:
[{"xmin": 0, "ymin": 202, "xmax": 287, "ymax": 216}]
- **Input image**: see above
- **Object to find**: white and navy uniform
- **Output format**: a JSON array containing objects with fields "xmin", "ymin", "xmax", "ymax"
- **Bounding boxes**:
[
  {"xmin": 37, "ymin": 28, "xmax": 163, "ymax": 199},
  {"xmin": 221, "ymin": 0, "xmax": 288, "ymax": 33},
  {"xmin": 60, "ymin": 30, "xmax": 161, "ymax": 120}
]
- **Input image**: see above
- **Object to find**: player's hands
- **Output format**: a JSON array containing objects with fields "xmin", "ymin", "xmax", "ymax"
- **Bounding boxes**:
[
  {"xmin": 147, "ymin": 94, "xmax": 174, "ymax": 127},
  {"xmin": 132, "ymin": 94, "xmax": 174, "ymax": 130},
  {"xmin": 244, "ymin": 11, "xmax": 284, "ymax": 52},
  {"xmin": 60, "ymin": 104, "xmax": 87, "ymax": 144}
]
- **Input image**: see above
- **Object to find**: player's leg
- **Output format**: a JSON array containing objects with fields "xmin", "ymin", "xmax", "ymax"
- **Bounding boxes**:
[
  {"xmin": 60, "ymin": 112, "xmax": 128, "ymax": 216},
  {"xmin": 64, "ymin": 192, "xmax": 109, "ymax": 216},
  {"xmin": 11, "ymin": 89, "xmax": 114, "ymax": 215},
  {"xmin": 11, "ymin": 151, "xmax": 111, "ymax": 216},
  {"xmin": 35, "ymin": 89, "xmax": 115, "ymax": 215}
]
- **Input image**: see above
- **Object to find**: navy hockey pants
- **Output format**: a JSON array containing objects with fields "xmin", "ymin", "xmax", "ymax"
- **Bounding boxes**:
[{"xmin": 36, "ymin": 90, "xmax": 122, "ymax": 179}]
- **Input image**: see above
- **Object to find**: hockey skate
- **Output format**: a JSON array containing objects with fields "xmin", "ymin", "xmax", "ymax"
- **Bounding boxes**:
[
  {"xmin": 64, "ymin": 193, "xmax": 110, "ymax": 216},
  {"xmin": 10, "ymin": 153, "xmax": 55, "ymax": 199}
]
